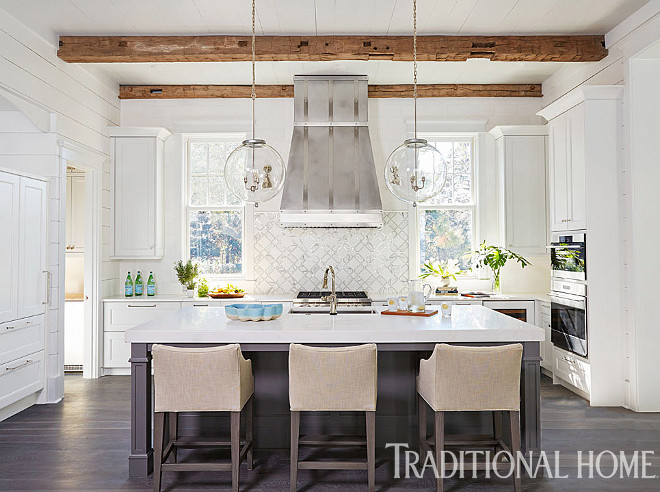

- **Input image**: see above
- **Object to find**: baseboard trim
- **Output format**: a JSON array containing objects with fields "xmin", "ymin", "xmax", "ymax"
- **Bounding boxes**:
[{"xmin": 0, "ymin": 393, "xmax": 39, "ymax": 422}]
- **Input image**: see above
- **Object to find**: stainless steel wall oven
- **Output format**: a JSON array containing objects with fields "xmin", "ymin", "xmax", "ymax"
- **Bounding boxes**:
[{"xmin": 548, "ymin": 231, "xmax": 586, "ymax": 281}]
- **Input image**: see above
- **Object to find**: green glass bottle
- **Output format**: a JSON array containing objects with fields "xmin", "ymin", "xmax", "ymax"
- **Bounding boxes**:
[
  {"xmin": 147, "ymin": 272, "xmax": 156, "ymax": 296},
  {"xmin": 124, "ymin": 272, "xmax": 133, "ymax": 297},
  {"xmin": 134, "ymin": 271, "xmax": 144, "ymax": 296}
]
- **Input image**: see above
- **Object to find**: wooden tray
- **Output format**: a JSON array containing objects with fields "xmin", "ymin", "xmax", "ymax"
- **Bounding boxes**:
[
  {"xmin": 208, "ymin": 293, "xmax": 246, "ymax": 299},
  {"xmin": 381, "ymin": 309, "xmax": 438, "ymax": 317}
]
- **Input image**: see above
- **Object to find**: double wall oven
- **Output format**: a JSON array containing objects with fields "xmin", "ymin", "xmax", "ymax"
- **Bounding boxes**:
[{"xmin": 548, "ymin": 231, "xmax": 588, "ymax": 358}]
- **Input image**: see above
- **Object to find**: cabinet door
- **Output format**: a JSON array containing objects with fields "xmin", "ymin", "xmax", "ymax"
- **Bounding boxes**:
[
  {"xmin": 103, "ymin": 332, "xmax": 131, "ymax": 368},
  {"xmin": 504, "ymin": 136, "xmax": 547, "ymax": 254},
  {"xmin": 69, "ymin": 175, "xmax": 86, "ymax": 251},
  {"xmin": 17, "ymin": 178, "xmax": 48, "ymax": 319},
  {"xmin": 567, "ymin": 105, "xmax": 587, "ymax": 230},
  {"xmin": 0, "ymin": 172, "xmax": 20, "ymax": 323},
  {"xmin": 548, "ymin": 115, "xmax": 570, "ymax": 230},
  {"xmin": 112, "ymin": 137, "xmax": 157, "ymax": 258}
]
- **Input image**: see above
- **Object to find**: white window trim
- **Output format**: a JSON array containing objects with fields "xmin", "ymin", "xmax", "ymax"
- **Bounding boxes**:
[
  {"xmin": 411, "ymin": 134, "xmax": 480, "ymax": 279},
  {"xmin": 183, "ymin": 134, "xmax": 254, "ymax": 281}
]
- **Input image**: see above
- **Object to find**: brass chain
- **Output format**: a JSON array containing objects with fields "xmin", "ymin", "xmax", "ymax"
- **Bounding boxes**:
[
  {"xmin": 251, "ymin": 0, "xmax": 256, "ymax": 138},
  {"xmin": 413, "ymin": 0, "xmax": 418, "ymax": 139}
]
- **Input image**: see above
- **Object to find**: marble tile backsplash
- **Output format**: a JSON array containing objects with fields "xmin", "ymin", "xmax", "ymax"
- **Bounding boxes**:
[{"xmin": 253, "ymin": 212, "xmax": 409, "ymax": 294}]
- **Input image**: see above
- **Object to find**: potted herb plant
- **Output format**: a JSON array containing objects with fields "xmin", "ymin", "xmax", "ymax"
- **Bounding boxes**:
[
  {"xmin": 469, "ymin": 241, "xmax": 531, "ymax": 293},
  {"xmin": 419, "ymin": 258, "xmax": 462, "ymax": 288},
  {"xmin": 174, "ymin": 260, "xmax": 200, "ymax": 298}
]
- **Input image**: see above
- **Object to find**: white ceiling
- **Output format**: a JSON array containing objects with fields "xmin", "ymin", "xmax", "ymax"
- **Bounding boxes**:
[{"xmin": 0, "ymin": 0, "xmax": 649, "ymax": 86}]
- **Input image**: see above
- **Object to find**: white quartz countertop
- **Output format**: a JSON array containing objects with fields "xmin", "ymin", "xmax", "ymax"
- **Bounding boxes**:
[
  {"xmin": 124, "ymin": 305, "xmax": 544, "ymax": 344},
  {"xmin": 104, "ymin": 292, "xmax": 551, "ymax": 303}
]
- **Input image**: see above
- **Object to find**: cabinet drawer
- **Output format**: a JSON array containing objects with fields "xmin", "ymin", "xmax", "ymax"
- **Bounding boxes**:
[
  {"xmin": 104, "ymin": 302, "xmax": 180, "ymax": 332},
  {"xmin": 0, "ymin": 350, "xmax": 44, "ymax": 408},
  {"xmin": 553, "ymin": 347, "xmax": 591, "ymax": 394},
  {"xmin": 103, "ymin": 332, "xmax": 132, "ymax": 368},
  {"xmin": 0, "ymin": 315, "xmax": 45, "ymax": 365}
]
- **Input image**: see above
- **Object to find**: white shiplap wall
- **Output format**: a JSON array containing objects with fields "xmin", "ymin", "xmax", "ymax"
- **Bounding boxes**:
[{"xmin": 0, "ymin": 7, "xmax": 120, "ymax": 401}]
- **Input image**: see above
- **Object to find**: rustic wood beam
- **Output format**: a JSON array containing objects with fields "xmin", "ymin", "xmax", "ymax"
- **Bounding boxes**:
[
  {"xmin": 60, "ymin": 35, "xmax": 606, "ymax": 63},
  {"xmin": 118, "ymin": 84, "xmax": 542, "ymax": 99}
]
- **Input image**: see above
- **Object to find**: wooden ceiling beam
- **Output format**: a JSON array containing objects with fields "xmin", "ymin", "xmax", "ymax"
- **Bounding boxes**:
[
  {"xmin": 118, "ymin": 84, "xmax": 542, "ymax": 99},
  {"xmin": 59, "ymin": 35, "xmax": 606, "ymax": 63}
]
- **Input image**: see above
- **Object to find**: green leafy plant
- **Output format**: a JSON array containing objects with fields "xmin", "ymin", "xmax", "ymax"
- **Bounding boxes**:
[
  {"xmin": 419, "ymin": 258, "xmax": 462, "ymax": 281},
  {"xmin": 174, "ymin": 260, "xmax": 199, "ymax": 290},
  {"xmin": 197, "ymin": 277, "xmax": 209, "ymax": 297},
  {"xmin": 469, "ymin": 241, "xmax": 531, "ymax": 292}
]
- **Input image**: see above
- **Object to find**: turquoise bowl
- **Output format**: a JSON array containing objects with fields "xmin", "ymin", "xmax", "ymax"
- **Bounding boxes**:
[{"xmin": 225, "ymin": 303, "xmax": 283, "ymax": 322}]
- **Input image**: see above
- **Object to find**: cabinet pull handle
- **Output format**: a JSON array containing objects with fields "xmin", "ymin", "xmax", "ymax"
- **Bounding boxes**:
[
  {"xmin": 6, "ymin": 326, "xmax": 15, "ymax": 330},
  {"xmin": 6, "ymin": 360, "xmax": 32, "ymax": 371},
  {"xmin": 562, "ymin": 356, "xmax": 572, "ymax": 362},
  {"xmin": 193, "ymin": 304, "xmax": 209, "ymax": 307},
  {"xmin": 128, "ymin": 304, "xmax": 157, "ymax": 308},
  {"xmin": 42, "ymin": 271, "xmax": 50, "ymax": 305}
]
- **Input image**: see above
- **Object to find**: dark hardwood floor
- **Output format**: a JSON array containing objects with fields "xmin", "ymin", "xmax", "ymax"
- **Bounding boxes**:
[{"xmin": 1, "ymin": 375, "xmax": 659, "ymax": 491}]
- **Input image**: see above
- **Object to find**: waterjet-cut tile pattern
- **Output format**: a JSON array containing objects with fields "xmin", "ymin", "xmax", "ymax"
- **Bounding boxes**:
[{"xmin": 253, "ymin": 212, "xmax": 409, "ymax": 295}]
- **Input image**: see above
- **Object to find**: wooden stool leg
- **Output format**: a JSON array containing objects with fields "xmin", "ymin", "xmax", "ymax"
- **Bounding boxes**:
[
  {"xmin": 434, "ymin": 412, "xmax": 444, "ymax": 492},
  {"xmin": 418, "ymin": 393, "xmax": 427, "ymax": 456},
  {"xmin": 246, "ymin": 395, "xmax": 254, "ymax": 470},
  {"xmin": 290, "ymin": 411, "xmax": 300, "ymax": 492},
  {"xmin": 231, "ymin": 411, "xmax": 241, "ymax": 492},
  {"xmin": 509, "ymin": 411, "xmax": 521, "ymax": 492},
  {"xmin": 493, "ymin": 410, "xmax": 502, "ymax": 452},
  {"xmin": 366, "ymin": 411, "xmax": 376, "ymax": 492},
  {"xmin": 153, "ymin": 412, "xmax": 165, "ymax": 492},
  {"xmin": 169, "ymin": 412, "xmax": 178, "ymax": 463}
]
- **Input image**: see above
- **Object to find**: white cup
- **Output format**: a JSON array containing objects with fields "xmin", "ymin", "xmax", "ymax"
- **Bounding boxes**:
[{"xmin": 441, "ymin": 302, "xmax": 452, "ymax": 317}]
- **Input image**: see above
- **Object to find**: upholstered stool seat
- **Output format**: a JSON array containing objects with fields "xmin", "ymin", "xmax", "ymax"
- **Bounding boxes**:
[
  {"xmin": 152, "ymin": 344, "xmax": 255, "ymax": 492},
  {"xmin": 288, "ymin": 343, "xmax": 377, "ymax": 492},
  {"xmin": 417, "ymin": 343, "xmax": 523, "ymax": 492}
]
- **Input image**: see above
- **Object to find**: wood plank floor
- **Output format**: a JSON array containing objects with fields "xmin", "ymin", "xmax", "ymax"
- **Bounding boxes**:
[{"xmin": 1, "ymin": 375, "xmax": 659, "ymax": 491}]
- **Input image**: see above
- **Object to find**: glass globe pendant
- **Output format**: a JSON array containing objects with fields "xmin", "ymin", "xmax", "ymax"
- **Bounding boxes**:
[
  {"xmin": 224, "ymin": 0, "xmax": 286, "ymax": 207},
  {"xmin": 225, "ymin": 138, "xmax": 285, "ymax": 204},
  {"xmin": 384, "ymin": 0, "xmax": 447, "ymax": 206}
]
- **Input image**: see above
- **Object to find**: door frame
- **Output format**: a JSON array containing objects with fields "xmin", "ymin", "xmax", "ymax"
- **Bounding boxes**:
[{"xmin": 59, "ymin": 140, "xmax": 105, "ymax": 379}]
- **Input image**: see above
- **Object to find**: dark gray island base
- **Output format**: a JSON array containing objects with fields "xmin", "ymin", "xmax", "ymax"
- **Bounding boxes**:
[{"xmin": 128, "ymin": 341, "xmax": 541, "ymax": 478}]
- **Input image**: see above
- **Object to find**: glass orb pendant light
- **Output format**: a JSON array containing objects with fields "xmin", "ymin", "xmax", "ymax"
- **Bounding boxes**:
[
  {"xmin": 224, "ymin": 0, "xmax": 286, "ymax": 207},
  {"xmin": 384, "ymin": 0, "xmax": 447, "ymax": 207}
]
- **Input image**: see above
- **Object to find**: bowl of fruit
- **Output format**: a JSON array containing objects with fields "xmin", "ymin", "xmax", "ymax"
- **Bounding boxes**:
[{"xmin": 208, "ymin": 284, "xmax": 246, "ymax": 299}]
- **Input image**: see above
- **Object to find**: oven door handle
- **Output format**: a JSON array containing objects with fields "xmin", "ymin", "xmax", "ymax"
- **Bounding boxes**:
[
  {"xmin": 549, "ymin": 293, "xmax": 586, "ymax": 310},
  {"xmin": 546, "ymin": 244, "xmax": 582, "ymax": 249}
]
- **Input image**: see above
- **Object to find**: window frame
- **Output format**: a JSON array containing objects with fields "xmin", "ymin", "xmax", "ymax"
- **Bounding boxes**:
[
  {"xmin": 184, "ymin": 134, "xmax": 250, "ymax": 280},
  {"xmin": 415, "ymin": 134, "xmax": 479, "ymax": 278}
]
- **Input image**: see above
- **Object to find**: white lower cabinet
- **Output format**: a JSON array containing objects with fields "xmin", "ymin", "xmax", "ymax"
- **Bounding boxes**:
[
  {"xmin": 553, "ymin": 347, "xmax": 591, "ymax": 398},
  {"xmin": 0, "ymin": 315, "xmax": 45, "ymax": 366},
  {"xmin": 103, "ymin": 301, "xmax": 181, "ymax": 373},
  {"xmin": 0, "ymin": 350, "xmax": 44, "ymax": 409},
  {"xmin": 536, "ymin": 301, "xmax": 552, "ymax": 371}
]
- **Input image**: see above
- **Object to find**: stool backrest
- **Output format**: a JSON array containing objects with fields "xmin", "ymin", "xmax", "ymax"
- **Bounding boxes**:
[
  {"xmin": 289, "ymin": 343, "xmax": 377, "ymax": 411},
  {"xmin": 425, "ymin": 343, "xmax": 522, "ymax": 411},
  {"xmin": 152, "ymin": 344, "xmax": 253, "ymax": 412}
]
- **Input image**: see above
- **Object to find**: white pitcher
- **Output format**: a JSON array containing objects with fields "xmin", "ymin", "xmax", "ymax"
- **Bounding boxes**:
[{"xmin": 409, "ymin": 279, "xmax": 432, "ymax": 313}]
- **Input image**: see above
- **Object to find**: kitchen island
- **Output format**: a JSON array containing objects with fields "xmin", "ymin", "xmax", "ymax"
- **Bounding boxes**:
[{"xmin": 125, "ymin": 305, "xmax": 543, "ymax": 478}]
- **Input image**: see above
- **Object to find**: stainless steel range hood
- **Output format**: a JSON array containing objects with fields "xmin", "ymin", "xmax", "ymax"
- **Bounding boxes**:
[{"xmin": 280, "ymin": 75, "xmax": 383, "ymax": 228}]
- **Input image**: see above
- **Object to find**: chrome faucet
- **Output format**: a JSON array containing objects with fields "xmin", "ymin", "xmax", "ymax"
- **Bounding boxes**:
[{"xmin": 321, "ymin": 266, "xmax": 337, "ymax": 315}]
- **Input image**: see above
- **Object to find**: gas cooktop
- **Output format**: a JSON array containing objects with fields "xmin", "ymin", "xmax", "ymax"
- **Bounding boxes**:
[{"xmin": 297, "ymin": 291, "xmax": 369, "ymax": 300}]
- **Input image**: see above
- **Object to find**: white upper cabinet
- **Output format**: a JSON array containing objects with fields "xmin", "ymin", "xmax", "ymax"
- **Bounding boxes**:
[
  {"xmin": 0, "ymin": 172, "xmax": 20, "ymax": 324},
  {"xmin": 17, "ymin": 177, "xmax": 48, "ymax": 319},
  {"xmin": 65, "ymin": 174, "xmax": 85, "ymax": 253},
  {"xmin": 542, "ymin": 93, "xmax": 592, "ymax": 231},
  {"xmin": 490, "ymin": 126, "xmax": 548, "ymax": 255},
  {"xmin": 109, "ymin": 127, "xmax": 170, "ymax": 259}
]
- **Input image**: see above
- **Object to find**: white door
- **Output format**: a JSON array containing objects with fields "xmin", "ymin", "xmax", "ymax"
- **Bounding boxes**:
[
  {"xmin": 567, "ymin": 105, "xmax": 587, "ymax": 230},
  {"xmin": 17, "ymin": 177, "xmax": 48, "ymax": 319},
  {"xmin": 549, "ymin": 114, "xmax": 569, "ymax": 231},
  {"xmin": 70, "ymin": 174, "xmax": 86, "ymax": 251},
  {"xmin": 113, "ymin": 137, "xmax": 156, "ymax": 257},
  {"xmin": 0, "ymin": 172, "xmax": 20, "ymax": 323},
  {"xmin": 65, "ymin": 176, "xmax": 72, "ymax": 250}
]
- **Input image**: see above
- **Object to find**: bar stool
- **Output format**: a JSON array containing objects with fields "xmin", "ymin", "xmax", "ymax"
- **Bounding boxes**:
[
  {"xmin": 417, "ymin": 343, "xmax": 523, "ymax": 492},
  {"xmin": 288, "ymin": 343, "xmax": 377, "ymax": 492},
  {"xmin": 151, "ymin": 344, "xmax": 255, "ymax": 492}
]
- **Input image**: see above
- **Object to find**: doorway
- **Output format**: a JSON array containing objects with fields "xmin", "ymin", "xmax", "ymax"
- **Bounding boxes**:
[{"xmin": 59, "ymin": 141, "xmax": 104, "ymax": 379}]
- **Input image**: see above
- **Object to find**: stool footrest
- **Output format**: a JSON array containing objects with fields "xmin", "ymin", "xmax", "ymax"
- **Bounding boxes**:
[
  {"xmin": 173, "ymin": 437, "xmax": 233, "ymax": 447},
  {"xmin": 298, "ymin": 461, "xmax": 369, "ymax": 470},
  {"xmin": 427, "ymin": 434, "xmax": 501, "ymax": 447},
  {"xmin": 161, "ymin": 463, "xmax": 232, "ymax": 472},
  {"xmin": 299, "ymin": 435, "xmax": 367, "ymax": 447}
]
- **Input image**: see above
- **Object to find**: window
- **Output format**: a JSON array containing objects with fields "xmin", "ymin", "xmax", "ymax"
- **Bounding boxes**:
[
  {"xmin": 186, "ymin": 137, "xmax": 245, "ymax": 277},
  {"xmin": 418, "ymin": 137, "xmax": 476, "ymax": 271}
]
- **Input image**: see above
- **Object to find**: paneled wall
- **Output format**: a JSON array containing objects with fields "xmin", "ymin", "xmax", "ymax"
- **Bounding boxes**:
[{"xmin": 0, "ymin": 8, "xmax": 120, "ymax": 399}]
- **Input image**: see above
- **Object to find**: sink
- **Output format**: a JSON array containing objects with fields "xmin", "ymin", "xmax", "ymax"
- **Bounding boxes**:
[{"xmin": 289, "ymin": 309, "xmax": 376, "ymax": 315}]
